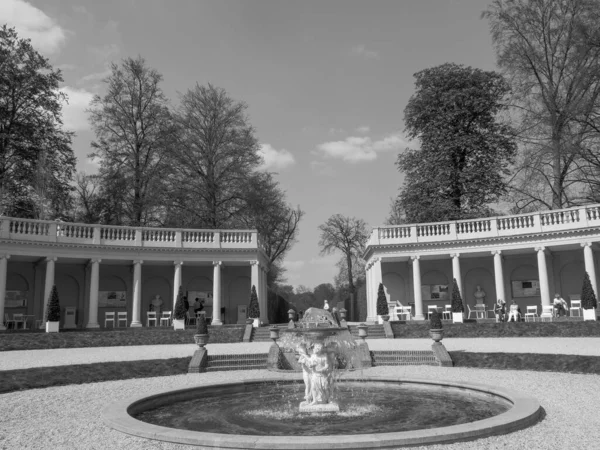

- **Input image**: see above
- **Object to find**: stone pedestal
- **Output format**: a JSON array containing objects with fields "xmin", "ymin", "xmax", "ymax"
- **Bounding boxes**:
[{"xmin": 299, "ymin": 401, "xmax": 340, "ymax": 413}]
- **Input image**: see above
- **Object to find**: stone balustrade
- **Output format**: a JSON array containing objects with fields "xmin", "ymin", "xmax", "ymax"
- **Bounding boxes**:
[
  {"xmin": 0, "ymin": 217, "xmax": 264, "ymax": 251},
  {"xmin": 369, "ymin": 204, "xmax": 600, "ymax": 247}
]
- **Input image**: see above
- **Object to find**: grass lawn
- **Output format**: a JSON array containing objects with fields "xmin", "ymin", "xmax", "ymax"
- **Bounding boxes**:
[
  {"xmin": 0, "ymin": 325, "xmax": 244, "ymax": 351},
  {"xmin": 391, "ymin": 320, "xmax": 600, "ymax": 338},
  {"xmin": 450, "ymin": 351, "xmax": 600, "ymax": 374}
]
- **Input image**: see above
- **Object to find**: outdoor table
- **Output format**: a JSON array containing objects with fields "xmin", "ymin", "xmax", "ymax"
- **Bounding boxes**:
[
  {"xmin": 474, "ymin": 304, "xmax": 487, "ymax": 319},
  {"xmin": 20, "ymin": 315, "xmax": 35, "ymax": 330}
]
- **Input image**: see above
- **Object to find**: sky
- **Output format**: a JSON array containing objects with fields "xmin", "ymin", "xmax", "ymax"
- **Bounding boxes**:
[{"xmin": 2, "ymin": 0, "xmax": 498, "ymax": 290}]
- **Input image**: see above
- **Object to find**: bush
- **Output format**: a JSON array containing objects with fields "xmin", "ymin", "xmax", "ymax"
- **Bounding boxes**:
[
  {"xmin": 376, "ymin": 283, "xmax": 389, "ymax": 315},
  {"xmin": 196, "ymin": 313, "xmax": 208, "ymax": 335},
  {"xmin": 430, "ymin": 310, "xmax": 443, "ymax": 329},
  {"xmin": 451, "ymin": 278, "xmax": 464, "ymax": 312},
  {"xmin": 581, "ymin": 271, "xmax": 598, "ymax": 310},
  {"xmin": 45, "ymin": 285, "xmax": 61, "ymax": 322},
  {"xmin": 247, "ymin": 285, "xmax": 260, "ymax": 318},
  {"xmin": 173, "ymin": 286, "xmax": 187, "ymax": 320}
]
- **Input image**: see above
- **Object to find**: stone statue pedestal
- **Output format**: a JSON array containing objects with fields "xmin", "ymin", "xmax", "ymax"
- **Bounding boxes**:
[{"xmin": 299, "ymin": 401, "xmax": 339, "ymax": 413}]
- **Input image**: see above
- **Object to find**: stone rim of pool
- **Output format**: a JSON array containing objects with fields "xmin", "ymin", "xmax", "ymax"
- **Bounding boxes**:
[{"xmin": 102, "ymin": 376, "xmax": 542, "ymax": 449}]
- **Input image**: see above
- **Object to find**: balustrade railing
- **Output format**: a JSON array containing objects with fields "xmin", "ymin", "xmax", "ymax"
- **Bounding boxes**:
[
  {"xmin": 0, "ymin": 217, "xmax": 263, "ymax": 251},
  {"xmin": 369, "ymin": 204, "xmax": 600, "ymax": 246}
]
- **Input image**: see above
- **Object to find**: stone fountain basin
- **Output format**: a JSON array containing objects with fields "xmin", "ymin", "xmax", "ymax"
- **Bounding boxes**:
[{"xmin": 103, "ymin": 376, "xmax": 541, "ymax": 449}]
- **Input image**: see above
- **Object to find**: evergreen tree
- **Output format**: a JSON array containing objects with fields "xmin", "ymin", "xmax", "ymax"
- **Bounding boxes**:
[
  {"xmin": 376, "ymin": 283, "xmax": 389, "ymax": 315},
  {"xmin": 451, "ymin": 278, "xmax": 464, "ymax": 313},
  {"xmin": 581, "ymin": 271, "xmax": 598, "ymax": 310},
  {"xmin": 174, "ymin": 286, "xmax": 187, "ymax": 320},
  {"xmin": 45, "ymin": 285, "xmax": 61, "ymax": 322},
  {"xmin": 247, "ymin": 285, "xmax": 260, "ymax": 318}
]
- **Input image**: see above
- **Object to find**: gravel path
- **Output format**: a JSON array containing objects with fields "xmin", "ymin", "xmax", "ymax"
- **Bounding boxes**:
[
  {"xmin": 1, "ymin": 366, "xmax": 598, "ymax": 450},
  {"xmin": 3, "ymin": 338, "xmax": 600, "ymax": 371}
]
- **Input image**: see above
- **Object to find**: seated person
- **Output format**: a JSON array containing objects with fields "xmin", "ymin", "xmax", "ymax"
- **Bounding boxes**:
[
  {"xmin": 494, "ymin": 298, "xmax": 506, "ymax": 321},
  {"xmin": 193, "ymin": 298, "xmax": 205, "ymax": 315},
  {"xmin": 553, "ymin": 293, "xmax": 568, "ymax": 317},
  {"xmin": 507, "ymin": 300, "xmax": 521, "ymax": 322}
]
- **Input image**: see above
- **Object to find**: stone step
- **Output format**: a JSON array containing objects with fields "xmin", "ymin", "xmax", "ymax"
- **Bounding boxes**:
[
  {"xmin": 371, "ymin": 350, "xmax": 438, "ymax": 366},
  {"xmin": 207, "ymin": 353, "xmax": 269, "ymax": 370},
  {"xmin": 206, "ymin": 364, "xmax": 268, "ymax": 372}
]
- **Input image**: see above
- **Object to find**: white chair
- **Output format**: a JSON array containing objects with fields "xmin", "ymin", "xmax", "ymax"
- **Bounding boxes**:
[
  {"xmin": 12, "ymin": 313, "xmax": 25, "ymax": 329},
  {"xmin": 147, "ymin": 311, "xmax": 157, "ymax": 327},
  {"xmin": 104, "ymin": 311, "xmax": 115, "ymax": 328},
  {"xmin": 570, "ymin": 299, "xmax": 583, "ymax": 318},
  {"xmin": 474, "ymin": 304, "xmax": 487, "ymax": 319},
  {"xmin": 116, "ymin": 311, "xmax": 128, "ymax": 327},
  {"xmin": 541, "ymin": 305, "xmax": 554, "ymax": 322},
  {"xmin": 186, "ymin": 311, "xmax": 197, "ymax": 326},
  {"xmin": 160, "ymin": 311, "xmax": 172, "ymax": 327},
  {"xmin": 4, "ymin": 313, "xmax": 16, "ymax": 329},
  {"xmin": 507, "ymin": 304, "xmax": 520, "ymax": 322},
  {"xmin": 426, "ymin": 305, "xmax": 438, "ymax": 319},
  {"xmin": 467, "ymin": 305, "xmax": 477, "ymax": 319},
  {"xmin": 397, "ymin": 306, "xmax": 412, "ymax": 321},
  {"xmin": 524, "ymin": 305, "xmax": 538, "ymax": 322},
  {"xmin": 442, "ymin": 305, "xmax": 452, "ymax": 320},
  {"xmin": 388, "ymin": 302, "xmax": 399, "ymax": 321}
]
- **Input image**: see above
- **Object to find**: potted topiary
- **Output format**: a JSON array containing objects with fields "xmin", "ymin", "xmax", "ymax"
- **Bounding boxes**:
[
  {"xmin": 45, "ymin": 285, "xmax": 61, "ymax": 333},
  {"xmin": 194, "ymin": 313, "xmax": 209, "ymax": 347},
  {"xmin": 581, "ymin": 271, "xmax": 597, "ymax": 321},
  {"xmin": 451, "ymin": 278, "xmax": 464, "ymax": 323},
  {"xmin": 376, "ymin": 283, "xmax": 390, "ymax": 324},
  {"xmin": 429, "ymin": 310, "xmax": 443, "ymax": 342},
  {"xmin": 247, "ymin": 285, "xmax": 260, "ymax": 327},
  {"xmin": 173, "ymin": 286, "xmax": 187, "ymax": 330}
]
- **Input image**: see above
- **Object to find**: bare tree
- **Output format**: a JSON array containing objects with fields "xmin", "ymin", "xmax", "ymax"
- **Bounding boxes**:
[
  {"xmin": 484, "ymin": 0, "xmax": 600, "ymax": 210},
  {"xmin": 318, "ymin": 214, "xmax": 369, "ymax": 297},
  {"xmin": 87, "ymin": 56, "xmax": 175, "ymax": 226}
]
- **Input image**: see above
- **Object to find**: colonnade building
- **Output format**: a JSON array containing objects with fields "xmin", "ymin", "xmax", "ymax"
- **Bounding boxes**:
[
  {"xmin": 0, "ymin": 218, "xmax": 269, "ymax": 330},
  {"xmin": 364, "ymin": 204, "xmax": 600, "ymax": 321}
]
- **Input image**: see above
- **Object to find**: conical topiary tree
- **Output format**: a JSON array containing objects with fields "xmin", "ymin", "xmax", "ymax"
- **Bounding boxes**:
[
  {"xmin": 174, "ymin": 286, "xmax": 187, "ymax": 320},
  {"xmin": 247, "ymin": 285, "xmax": 260, "ymax": 319},
  {"xmin": 46, "ymin": 285, "xmax": 61, "ymax": 322},
  {"xmin": 430, "ymin": 310, "xmax": 443, "ymax": 330},
  {"xmin": 376, "ymin": 283, "xmax": 389, "ymax": 315},
  {"xmin": 196, "ymin": 312, "xmax": 208, "ymax": 335},
  {"xmin": 451, "ymin": 278, "xmax": 464, "ymax": 313},
  {"xmin": 581, "ymin": 271, "xmax": 598, "ymax": 310}
]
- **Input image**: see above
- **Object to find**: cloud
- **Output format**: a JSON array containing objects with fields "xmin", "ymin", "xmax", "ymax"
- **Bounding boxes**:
[
  {"xmin": 351, "ymin": 44, "xmax": 379, "ymax": 59},
  {"xmin": 59, "ymin": 87, "xmax": 94, "ymax": 131},
  {"xmin": 78, "ymin": 68, "xmax": 112, "ymax": 85},
  {"xmin": 259, "ymin": 143, "xmax": 296, "ymax": 170},
  {"xmin": 1, "ymin": 0, "xmax": 67, "ymax": 54},
  {"xmin": 315, "ymin": 132, "xmax": 413, "ymax": 163},
  {"xmin": 328, "ymin": 127, "xmax": 345, "ymax": 136},
  {"xmin": 355, "ymin": 125, "xmax": 370, "ymax": 134},
  {"xmin": 310, "ymin": 160, "xmax": 336, "ymax": 176},
  {"xmin": 89, "ymin": 43, "xmax": 120, "ymax": 64},
  {"xmin": 284, "ymin": 260, "xmax": 305, "ymax": 272}
]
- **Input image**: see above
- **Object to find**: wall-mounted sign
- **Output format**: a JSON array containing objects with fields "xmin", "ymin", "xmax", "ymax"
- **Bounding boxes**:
[
  {"xmin": 421, "ymin": 285, "xmax": 449, "ymax": 301},
  {"xmin": 99, "ymin": 291, "xmax": 127, "ymax": 307},
  {"xmin": 511, "ymin": 280, "xmax": 540, "ymax": 298},
  {"xmin": 5, "ymin": 290, "xmax": 27, "ymax": 308}
]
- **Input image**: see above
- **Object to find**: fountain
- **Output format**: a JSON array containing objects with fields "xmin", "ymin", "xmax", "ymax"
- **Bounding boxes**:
[{"xmin": 103, "ymin": 307, "xmax": 542, "ymax": 448}]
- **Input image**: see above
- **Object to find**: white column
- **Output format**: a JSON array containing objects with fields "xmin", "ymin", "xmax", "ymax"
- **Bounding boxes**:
[
  {"xmin": 131, "ymin": 260, "xmax": 143, "ymax": 327},
  {"xmin": 492, "ymin": 250, "xmax": 506, "ymax": 303},
  {"xmin": 212, "ymin": 261, "xmax": 222, "ymax": 325},
  {"xmin": 260, "ymin": 264, "xmax": 269, "ymax": 324},
  {"xmin": 582, "ymin": 242, "xmax": 598, "ymax": 297},
  {"xmin": 42, "ymin": 257, "xmax": 57, "ymax": 323},
  {"xmin": 368, "ymin": 258, "xmax": 382, "ymax": 322},
  {"xmin": 450, "ymin": 253, "xmax": 462, "ymax": 299},
  {"xmin": 86, "ymin": 258, "xmax": 101, "ymax": 328},
  {"xmin": 411, "ymin": 255, "xmax": 424, "ymax": 320},
  {"xmin": 0, "ymin": 254, "xmax": 10, "ymax": 331},
  {"xmin": 366, "ymin": 264, "xmax": 373, "ymax": 321},
  {"xmin": 535, "ymin": 247, "xmax": 551, "ymax": 307},
  {"xmin": 173, "ymin": 261, "xmax": 183, "ymax": 309}
]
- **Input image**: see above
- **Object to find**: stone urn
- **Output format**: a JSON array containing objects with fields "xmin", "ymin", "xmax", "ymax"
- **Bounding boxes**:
[
  {"xmin": 429, "ymin": 329, "xmax": 444, "ymax": 342},
  {"xmin": 357, "ymin": 323, "xmax": 369, "ymax": 341},
  {"xmin": 381, "ymin": 314, "xmax": 390, "ymax": 322},
  {"xmin": 194, "ymin": 334, "xmax": 209, "ymax": 348}
]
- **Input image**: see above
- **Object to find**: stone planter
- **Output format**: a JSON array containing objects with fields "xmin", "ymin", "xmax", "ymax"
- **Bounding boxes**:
[
  {"xmin": 173, "ymin": 319, "xmax": 186, "ymax": 330},
  {"xmin": 194, "ymin": 334, "xmax": 209, "ymax": 348},
  {"xmin": 429, "ymin": 329, "xmax": 444, "ymax": 342},
  {"xmin": 357, "ymin": 323, "xmax": 368, "ymax": 341},
  {"xmin": 377, "ymin": 315, "xmax": 390, "ymax": 324},
  {"xmin": 583, "ymin": 308, "xmax": 597, "ymax": 321},
  {"xmin": 452, "ymin": 312, "xmax": 464, "ymax": 323},
  {"xmin": 45, "ymin": 321, "xmax": 59, "ymax": 333}
]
